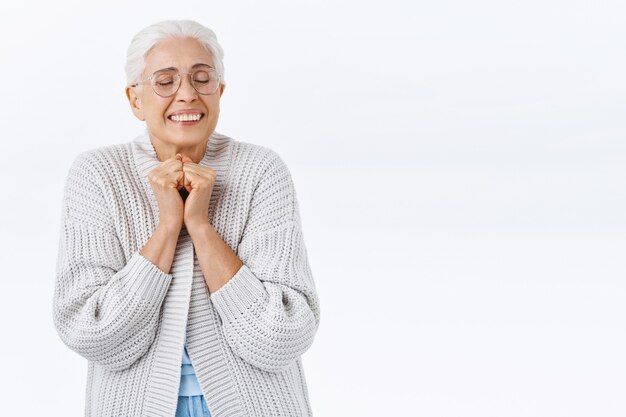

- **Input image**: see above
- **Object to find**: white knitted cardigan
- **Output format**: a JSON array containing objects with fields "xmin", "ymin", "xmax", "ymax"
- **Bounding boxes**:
[{"xmin": 53, "ymin": 131, "xmax": 320, "ymax": 417}]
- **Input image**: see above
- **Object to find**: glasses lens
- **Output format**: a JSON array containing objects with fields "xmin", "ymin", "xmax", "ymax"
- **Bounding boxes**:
[
  {"xmin": 192, "ymin": 69, "xmax": 219, "ymax": 95},
  {"xmin": 152, "ymin": 70, "xmax": 178, "ymax": 97},
  {"xmin": 150, "ymin": 68, "xmax": 220, "ymax": 97}
]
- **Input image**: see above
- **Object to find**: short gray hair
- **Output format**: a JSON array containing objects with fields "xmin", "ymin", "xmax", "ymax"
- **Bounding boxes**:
[{"xmin": 125, "ymin": 19, "xmax": 225, "ymax": 86}]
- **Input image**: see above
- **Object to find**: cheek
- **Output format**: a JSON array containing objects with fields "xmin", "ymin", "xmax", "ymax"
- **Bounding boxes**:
[
  {"xmin": 208, "ymin": 102, "xmax": 221, "ymax": 117},
  {"xmin": 146, "ymin": 104, "xmax": 169, "ymax": 123},
  {"xmin": 142, "ymin": 94, "xmax": 168, "ymax": 115},
  {"xmin": 204, "ymin": 96, "xmax": 221, "ymax": 111}
]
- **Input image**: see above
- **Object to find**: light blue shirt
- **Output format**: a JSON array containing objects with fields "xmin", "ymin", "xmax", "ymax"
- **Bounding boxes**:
[{"xmin": 179, "ymin": 340, "xmax": 203, "ymax": 396}]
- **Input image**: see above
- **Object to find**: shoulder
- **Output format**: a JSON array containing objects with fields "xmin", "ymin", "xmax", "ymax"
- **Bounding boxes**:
[
  {"xmin": 66, "ymin": 142, "xmax": 134, "ymax": 185},
  {"xmin": 63, "ymin": 143, "xmax": 134, "ymax": 224},
  {"xmin": 227, "ymin": 135, "xmax": 292, "ymax": 184},
  {"xmin": 225, "ymin": 136, "xmax": 299, "ymax": 221}
]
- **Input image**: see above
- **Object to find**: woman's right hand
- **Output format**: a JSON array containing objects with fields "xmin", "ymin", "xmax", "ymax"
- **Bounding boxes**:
[{"xmin": 147, "ymin": 155, "xmax": 185, "ymax": 230}]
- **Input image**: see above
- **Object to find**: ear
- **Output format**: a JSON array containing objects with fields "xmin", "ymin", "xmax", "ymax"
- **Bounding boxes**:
[
  {"xmin": 218, "ymin": 83, "xmax": 225, "ymax": 97},
  {"xmin": 125, "ymin": 85, "xmax": 145, "ymax": 121}
]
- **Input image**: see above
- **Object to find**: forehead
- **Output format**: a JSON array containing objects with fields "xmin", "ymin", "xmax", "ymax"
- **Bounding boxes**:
[{"xmin": 144, "ymin": 37, "xmax": 214, "ymax": 73}]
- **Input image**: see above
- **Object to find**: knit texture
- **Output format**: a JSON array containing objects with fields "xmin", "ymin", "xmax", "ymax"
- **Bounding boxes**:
[{"xmin": 53, "ymin": 131, "xmax": 320, "ymax": 417}]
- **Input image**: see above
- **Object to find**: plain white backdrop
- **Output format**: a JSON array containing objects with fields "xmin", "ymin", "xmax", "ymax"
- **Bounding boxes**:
[{"xmin": 1, "ymin": 0, "xmax": 625, "ymax": 416}]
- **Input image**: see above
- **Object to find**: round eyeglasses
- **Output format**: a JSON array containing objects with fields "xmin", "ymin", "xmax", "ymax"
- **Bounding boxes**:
[{"xmin": 131, "ymin": 66, "xmax": 221, "ymax": 97}]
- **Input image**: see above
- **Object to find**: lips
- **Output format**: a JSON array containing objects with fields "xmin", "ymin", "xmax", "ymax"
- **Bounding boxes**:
[{"xmin": 167, "ymin": 110, "xmax": 205, "ymax": 122}]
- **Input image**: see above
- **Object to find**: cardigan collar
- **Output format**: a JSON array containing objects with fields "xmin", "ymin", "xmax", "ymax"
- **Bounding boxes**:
[{"xmin": 131, "ymin": 129, "xmax": 233, "ymax": 223}]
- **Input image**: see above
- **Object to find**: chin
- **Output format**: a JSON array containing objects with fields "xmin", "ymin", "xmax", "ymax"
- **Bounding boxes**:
[{"xmin": 168, "ymin": 131, "xmax": 211, "ymax": 144}]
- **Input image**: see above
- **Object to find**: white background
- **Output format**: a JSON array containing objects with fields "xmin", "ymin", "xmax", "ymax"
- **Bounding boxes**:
[{"xmin": 1, "ymin": 1, "xmax": 625, "ymax": 416}]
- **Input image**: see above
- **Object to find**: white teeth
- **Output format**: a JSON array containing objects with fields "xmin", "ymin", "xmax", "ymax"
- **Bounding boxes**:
[{"xmin": 171, "ymin": 113, "xmax": 202, "ymax": 122}]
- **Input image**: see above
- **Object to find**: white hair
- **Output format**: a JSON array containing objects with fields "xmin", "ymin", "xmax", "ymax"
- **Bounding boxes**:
[{"xmin": 125, "ymin": 19, "xmax": 225, "ymax": 86}]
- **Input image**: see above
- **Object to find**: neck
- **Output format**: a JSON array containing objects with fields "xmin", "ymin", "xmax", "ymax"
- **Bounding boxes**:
[{"xmin": 150, "ymin": 137, "xmax": 208, "ymax": 163}]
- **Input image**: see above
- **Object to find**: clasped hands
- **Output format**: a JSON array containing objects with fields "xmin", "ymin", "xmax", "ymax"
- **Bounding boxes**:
[{"xmin": 147, "ymin": 153, "xmax": 216, "ymax": 230}]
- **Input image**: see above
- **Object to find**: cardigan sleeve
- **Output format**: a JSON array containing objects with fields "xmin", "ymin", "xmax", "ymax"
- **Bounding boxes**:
[
  {"xmin": 52, "ymin": 153, "xmax": 172, "ymax": 372},
  {"xmin": 210, "ymin": 151, "xmax": 320, "ymax": 373}
]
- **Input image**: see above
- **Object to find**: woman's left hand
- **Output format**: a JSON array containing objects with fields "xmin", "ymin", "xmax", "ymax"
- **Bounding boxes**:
[{"xmin": 178, "ymin": 154, "xmax": 216, "ymax": 229}]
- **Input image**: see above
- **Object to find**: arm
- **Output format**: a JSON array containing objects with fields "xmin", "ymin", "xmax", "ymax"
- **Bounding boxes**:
[
  {"xmin": 140, "ymin": 222, "xmax": 181, "ymax": 274},
  {"xmin": 207, "ymin": 152, "xmax": 321, "ymax": 373},
  {"xmin": 53, "ymin": 154, "xmax": 174, "ymax": 372},
  {"xmin": 186, "ymin": 223, "xmax": 243, "ymax": 294}
]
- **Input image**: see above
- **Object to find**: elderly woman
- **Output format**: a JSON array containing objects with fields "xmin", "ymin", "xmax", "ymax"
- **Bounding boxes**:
[{"xmin": 53, "ymin": 20, "xmax": 320, "ymax": 417}]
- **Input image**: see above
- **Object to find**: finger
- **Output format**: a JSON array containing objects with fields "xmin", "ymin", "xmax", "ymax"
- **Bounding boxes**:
[
  {"xmin": 181, "ymin": 165, "xmax": 205, "ymax": 182},
  {"xmin": 179, "ymin": 155, "xmax": 194, "ymax": 192},
  {"xmin": 149, "ymin": 170, "xmax": 183, "ymax": 190},
  {"xmin": 181, "ymin": 166, "xmax": 207, "ymax": 193},
  {"xmin": 182, "ymin": 163, "xmax": 214, "ymax": 174},
  {"xmin": 182, "ymin": 168, "xmax": 192, "ymax": 191},
  {"xmin": 183, "ymin": 169, "xmax": 216, "ymax": 194},
  {"xmin": 159, "ymin": 170, "xmax": 183, "ymax": 188},
  {"xmin": 180, "ymin": 154, "xmax": 194, "ymax": 164},
  {"xmin": 183, "ymin": 167, "xmax": 216, "ymax": 188},
  {"xmin": 157, "ymin": 158, "xmax": 183, "ymax": 171},
  {"xmin": 171, "ymin": 171, "xmax": 185, "ymax": 190}
]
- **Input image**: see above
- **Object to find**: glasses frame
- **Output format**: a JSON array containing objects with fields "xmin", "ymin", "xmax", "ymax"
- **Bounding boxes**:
[{"xmin": 131, "ymin": 66, "xmax": 221, "ymax": 98}]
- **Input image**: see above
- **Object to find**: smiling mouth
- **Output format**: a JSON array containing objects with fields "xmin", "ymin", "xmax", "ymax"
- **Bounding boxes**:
[{"xmin": 168, "ymin": 113, "xmax": 205, "ymax": 122}]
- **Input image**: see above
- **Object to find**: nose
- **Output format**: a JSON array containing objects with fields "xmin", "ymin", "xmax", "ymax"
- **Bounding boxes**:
[{"xmin": 175, "ymin": 73, "xmax": 198, "ymax": 101}]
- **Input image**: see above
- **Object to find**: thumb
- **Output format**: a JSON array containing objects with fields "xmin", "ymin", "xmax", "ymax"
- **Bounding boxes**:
[
  {"xmin": 176, "ymin": 154, "xmax": 194, "ymax": 192},
  {"xmin": 179, "ymin": 154, "xmax": 193, "ymax": 192}
]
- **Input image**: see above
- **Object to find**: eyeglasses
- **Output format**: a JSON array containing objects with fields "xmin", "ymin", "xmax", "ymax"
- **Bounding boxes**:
[{"xmin": 131, "ymin": 65, "xmax": 221, "ymax": 97}]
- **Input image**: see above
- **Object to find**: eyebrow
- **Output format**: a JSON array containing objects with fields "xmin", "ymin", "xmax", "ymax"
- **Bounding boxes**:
[{"xmin": 153, "ymin": 63, "xmax": 214, "ymax": 73}]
